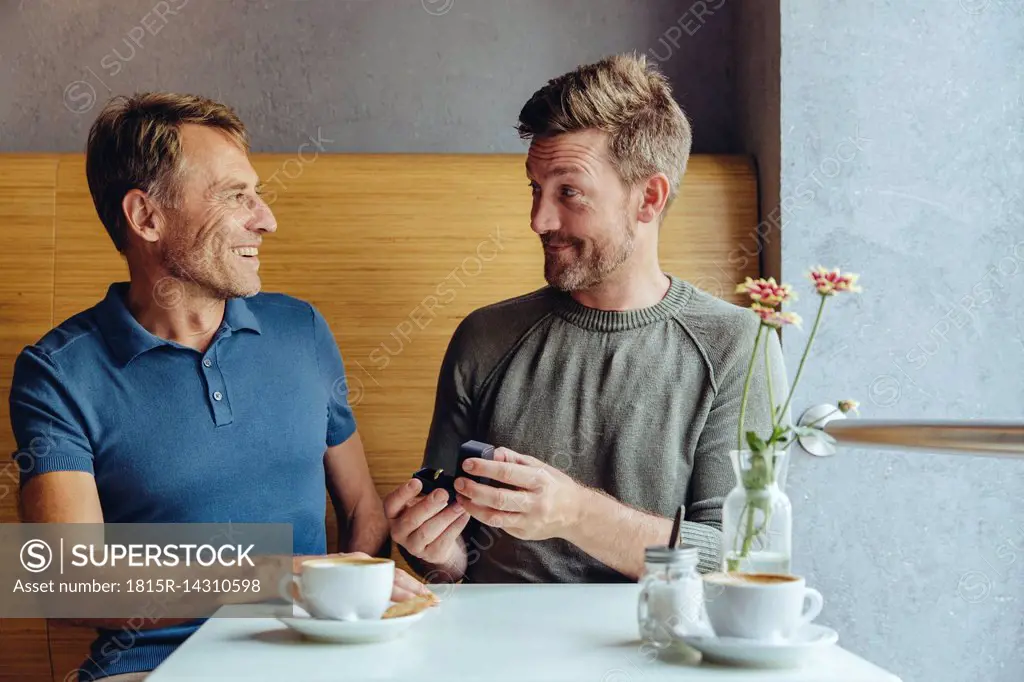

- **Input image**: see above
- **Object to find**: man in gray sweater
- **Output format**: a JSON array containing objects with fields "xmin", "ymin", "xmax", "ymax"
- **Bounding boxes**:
[{"xmin": 385, "ymin": 52, "xmax": 787, "ymax": 583}]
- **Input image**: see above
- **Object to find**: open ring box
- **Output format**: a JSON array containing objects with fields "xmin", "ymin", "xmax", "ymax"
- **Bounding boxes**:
[{"xmin": 413, "ymin": 440, "xmax": 496, "ymax": 504}]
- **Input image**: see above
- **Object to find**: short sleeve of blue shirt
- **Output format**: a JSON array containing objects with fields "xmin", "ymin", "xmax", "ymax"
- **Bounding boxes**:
[
  {"xmin": 9, "ymin": 346, "xmax": 95, "ymax": 486},
  {"xmin": 309, "ymin": 304, "xmax": 358, "ymax": 447}
]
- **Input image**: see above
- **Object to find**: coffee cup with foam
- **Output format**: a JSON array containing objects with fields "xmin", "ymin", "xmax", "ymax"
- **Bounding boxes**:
[
  {"xmin": 701, "ymin": 572, "xmax": 824, "ymax": 642},
  {"xmin": 280, "ymin": 556, "xmax": 395, "ymax": 621}
]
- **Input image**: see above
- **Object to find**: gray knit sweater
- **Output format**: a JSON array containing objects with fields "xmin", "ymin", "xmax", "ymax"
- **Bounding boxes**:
[{"xmin": 419, "ymin": 275, "xmax": 788, "ymax": 581}]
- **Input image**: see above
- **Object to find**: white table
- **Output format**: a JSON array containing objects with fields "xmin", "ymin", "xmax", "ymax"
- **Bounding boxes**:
[{"xmin": 148, "ymin": 583, "xmax": 902, "ymax": 681}]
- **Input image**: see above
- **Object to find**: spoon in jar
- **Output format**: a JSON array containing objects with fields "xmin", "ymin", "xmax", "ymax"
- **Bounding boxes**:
[{"xmin": 668, "ymin": 504, "xmax": 685, "ymax": 549}]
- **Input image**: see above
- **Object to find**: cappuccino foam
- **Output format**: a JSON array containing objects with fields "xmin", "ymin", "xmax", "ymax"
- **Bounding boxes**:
[
  {"xmin": 705, "ymin": 572, "xmax": 797, "ymax": 585},
  {"xmin": 303, "ymin": 557, "xmax": 392, "ymax": 568}
]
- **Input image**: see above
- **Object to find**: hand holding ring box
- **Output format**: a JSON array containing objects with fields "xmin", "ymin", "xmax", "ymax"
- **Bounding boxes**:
[{"xmin": 412, "ymin": 440, "xmax": 496, "ymax": 504}]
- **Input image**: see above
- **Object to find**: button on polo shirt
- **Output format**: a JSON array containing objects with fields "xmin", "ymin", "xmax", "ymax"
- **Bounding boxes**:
[{"xmin": 9, "ymin": 282, "xmax": 359, "ymax": 678}]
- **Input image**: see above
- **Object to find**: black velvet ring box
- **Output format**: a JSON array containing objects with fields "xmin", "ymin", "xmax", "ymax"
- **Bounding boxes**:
[
  {"xmin": 413, "ymin": 440, "xmax": 497, "ymax": 504},
  {"xmin": 412, "ymin": 467, "xmax": 458, "ymax": 504}
]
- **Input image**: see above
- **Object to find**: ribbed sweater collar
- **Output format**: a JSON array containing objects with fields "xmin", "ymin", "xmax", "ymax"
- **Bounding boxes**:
[{"xmin": 551, "ymin": 276, "xmax": 692, "ymax": 332}]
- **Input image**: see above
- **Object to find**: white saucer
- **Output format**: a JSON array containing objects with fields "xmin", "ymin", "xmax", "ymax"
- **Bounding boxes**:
[
  {"xmin": 276, "ymin": 605, "xmax": 428, "ymax": 644},
  {"xmin": 680, "ymin": 623, "xmax": 839, "ymax": 668}
]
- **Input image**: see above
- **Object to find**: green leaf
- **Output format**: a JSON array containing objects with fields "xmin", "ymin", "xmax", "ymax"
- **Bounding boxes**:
[
  {"xmin": 788, "ymin": 425, "xmax": 837, "ymax": 446},
  {"xmin": 746, "ymin": 431, "xmax": 767, "ymax": 452}
]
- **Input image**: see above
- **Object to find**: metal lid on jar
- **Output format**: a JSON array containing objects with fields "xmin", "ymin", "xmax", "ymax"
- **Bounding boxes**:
[{"xmin": 644, "ymin": 543, "xmax": 699, "ymax": 567}]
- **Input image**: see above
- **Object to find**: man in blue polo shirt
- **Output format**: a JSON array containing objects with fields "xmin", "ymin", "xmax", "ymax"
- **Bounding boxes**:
[{"xmin": 8, "ymin": 93, "xmax": 427, "ymax": 681}]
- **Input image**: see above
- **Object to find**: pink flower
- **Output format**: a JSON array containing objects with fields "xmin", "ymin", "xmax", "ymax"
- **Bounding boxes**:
[
  {"xmin": 735, "ymin": 277, "xmax": 796, "ymax": 306},
  {"xmin": 751, "ymin": 303, "xmax": 803, "ymax": 329},
  {"xmin": 810, "ymin": 267, "xmax": 862, "ymax": 296}
]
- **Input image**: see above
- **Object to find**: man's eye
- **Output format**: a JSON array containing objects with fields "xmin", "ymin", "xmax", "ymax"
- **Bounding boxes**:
[
  {"xmin": 561, "ymin": 186, "xmax": 579, "ymax": 198},
  {"xmin": 528, "ymin": 182, "xmax": 540, "ymax": 194}
]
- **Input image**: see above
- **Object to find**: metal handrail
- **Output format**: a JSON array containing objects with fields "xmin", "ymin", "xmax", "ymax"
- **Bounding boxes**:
[{"xmin": 796, "ymin": 404, "xmax": 1024, "ymax": 460}]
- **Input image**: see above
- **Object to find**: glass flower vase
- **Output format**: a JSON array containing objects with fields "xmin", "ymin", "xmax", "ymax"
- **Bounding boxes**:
[{"xmin": 721, "ymin": 448, "xmax": 792, "ymax": 574}]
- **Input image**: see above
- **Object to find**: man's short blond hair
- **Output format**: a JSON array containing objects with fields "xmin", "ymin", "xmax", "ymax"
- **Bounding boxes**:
[
  {"xmin": 517, "ymin": 53, "xmax": 692, "ymax": 213},
  {"xmin": 86, "ymin": 92, "xmax": 249, "ymax": 253}
]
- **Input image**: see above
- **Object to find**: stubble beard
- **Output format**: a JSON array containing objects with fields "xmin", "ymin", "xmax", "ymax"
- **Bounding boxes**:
[
  {"xmin": 162, "ymin": 231, "xmax": 259, "ymax": 301},
  {"xmin": 544, "ymin": 214, "xmax": 637, "ymax": 292}
]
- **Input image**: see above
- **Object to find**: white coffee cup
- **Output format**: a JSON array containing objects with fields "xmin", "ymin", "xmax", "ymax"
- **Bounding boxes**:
[
  {"xmin": 701, "ymin": 572, "xmax": 823, "ymax": 642},
  {"xmin": 280, "ymin": 556, "xmax": 394, "ymax": 621}
]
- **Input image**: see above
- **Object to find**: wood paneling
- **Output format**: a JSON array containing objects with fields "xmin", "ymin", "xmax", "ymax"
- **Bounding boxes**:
[
  {"xmin": 0, "ymin": 156, "xmax": 58, "ymax": 525},
  {"xmin": 47, "ymin": 623, "xmax": 96, "ymax": 682},
  {"xmin": 53, "ymin": 156, "xmax": 128, "ymax": 324},
  {"xmin": 1, "ymin": 152, "xmax": 759, "ymax": 681},
  {"xmin": 0, "ymin": 155, "xmax": 58, "ymax": 682},
  {"xmin": 0, "ymin": 619, "xmax": 52, "ymax": 682}
]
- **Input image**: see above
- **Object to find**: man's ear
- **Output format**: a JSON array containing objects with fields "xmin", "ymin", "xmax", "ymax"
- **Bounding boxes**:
[
  {"xmin": 122, "ymin": 189, "xmax": 165, "ymax": 247},
  {"xmin": 637, "ymin": 173, "xmax": 671, "ymax": 224}
]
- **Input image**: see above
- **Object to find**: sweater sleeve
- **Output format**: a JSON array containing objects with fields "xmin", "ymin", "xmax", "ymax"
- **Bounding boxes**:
[
  {"xmin": 421, "ymin": 318, "xmax": 479, "ymax": 472},
  {"xmin": 686, "ymin": 313, "xmax": 790, "ymax": 573}
]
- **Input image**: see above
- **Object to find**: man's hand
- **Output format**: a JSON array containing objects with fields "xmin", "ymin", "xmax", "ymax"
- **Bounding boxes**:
[
  {"xmin": 384, "ymin": 479, "xmax": 471, "ymax": 570},
  {"xmin": 454, "ymin": 447, "xmax": 588, "ymax": 541},
  {"xmin": 290, "ymin": 551, "xmax": 430, "ymax": 602}
]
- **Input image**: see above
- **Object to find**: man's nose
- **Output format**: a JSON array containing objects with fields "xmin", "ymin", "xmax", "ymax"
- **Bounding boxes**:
[
  {"xmin": 531, "ymin": 197, "xmax": 559, "ymax": 235},
  {"xmin": 250, "ymin": 199, "xmax": 278, "ymax": 234}
]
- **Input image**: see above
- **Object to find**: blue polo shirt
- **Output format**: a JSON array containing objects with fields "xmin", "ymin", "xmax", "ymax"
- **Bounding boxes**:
[{"xmin": 9, "ymin": 283, "xmax": 358, "ymax": 680}]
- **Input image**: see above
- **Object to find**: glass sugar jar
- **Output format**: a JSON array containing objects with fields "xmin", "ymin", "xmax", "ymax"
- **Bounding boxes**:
[{"xmin": 637, "ymin": 544, "xmax": 711, "ymax": 648}]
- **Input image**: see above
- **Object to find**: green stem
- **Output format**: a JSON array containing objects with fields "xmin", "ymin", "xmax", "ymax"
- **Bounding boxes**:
[
  {"xmin": 732, "ymin": 501, "xmax": 751, "ymax": 555},
  {"xmin": 778, "ymin": 295, "xmax": 828, "ymax": 423},
  {"xmin": 740, "ymin": 494, "xmax": 772, "ymax": 560},
  {"xmin": 751, "ymin": 499, "xmax": 772, "ymax": 538},
  {"xmin": 739, "ymin": 502, "xmax": 757, "ymax": 559},
  {"xmin": 764, "ymin": 332, "xmax": 776, "ymax": 432},
  {"xmin": 803, "ymin": 406, "xmax": 842, "ymax": 429},
  {"xmin": 737, "ymin": 325, "xmax": 766, "ymax": 451}
]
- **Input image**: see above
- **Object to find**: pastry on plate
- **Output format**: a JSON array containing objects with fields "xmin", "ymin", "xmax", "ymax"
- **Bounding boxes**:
[{"xmin": 382, "ymin": 592, "xmax": 440, "ymax": 619}]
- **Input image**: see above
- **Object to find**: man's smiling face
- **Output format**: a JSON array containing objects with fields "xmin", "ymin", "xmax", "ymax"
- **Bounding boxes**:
[
  {"xmin": 157, "ymin": 123, "xmax": 278, "ymax": 299},
  {"xmin": 526, "ymin": 129, "xmax": 638, "ymax": 292}
]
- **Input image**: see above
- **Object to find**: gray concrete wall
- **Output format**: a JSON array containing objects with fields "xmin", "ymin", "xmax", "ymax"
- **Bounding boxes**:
[
  {"xmin": 779, "ymin": 2, "xmax": 1024, "ymax": 682},
  {"xmin": 0, "ymin": 0, "xmax": 738, "ymax": 153}
]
